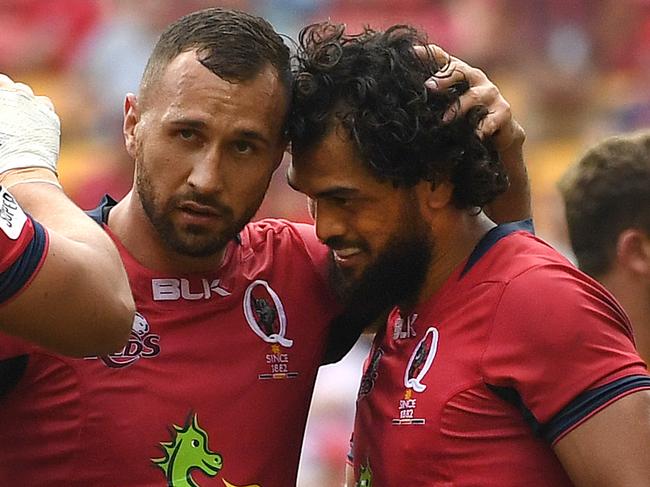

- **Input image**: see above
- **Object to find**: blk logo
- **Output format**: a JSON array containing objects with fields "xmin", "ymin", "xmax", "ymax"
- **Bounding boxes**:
[{"xmin": 152, "ymin": 278, "xmax": 231, "ymax": 301}]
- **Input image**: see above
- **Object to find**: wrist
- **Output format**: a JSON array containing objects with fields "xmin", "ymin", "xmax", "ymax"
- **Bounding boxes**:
[{"xmin": 0, "ymin": 167, "xmax": 61, "ymax": 190}]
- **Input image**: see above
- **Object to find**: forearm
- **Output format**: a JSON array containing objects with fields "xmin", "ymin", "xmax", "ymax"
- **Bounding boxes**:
[
  {"xmin": 0, "ymin": 76, "xmax": 134, "ymax": 356},
  {"xmin": 2, "ymin": 174, "xmax": 134, "ymax": 356}
]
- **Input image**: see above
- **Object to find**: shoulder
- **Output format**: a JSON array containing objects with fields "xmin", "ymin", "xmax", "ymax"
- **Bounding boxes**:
[
  {"xmin": 485, "ymin": 235, "xmax": 636, "ymax": 356},
  {"xmin": 473, "ymin": 230, "xmax": 574, "ymax": 283},
  {"xmin": 238, "ymin": 218, "xmax": 329, "ymax": 270},
  {"xmin": 496, "ymin": 246, "xmax": 631, "ymax": 338},
  {"xmin": 241, "ymin": 218, "xmax": 318, "ymax": 244}
]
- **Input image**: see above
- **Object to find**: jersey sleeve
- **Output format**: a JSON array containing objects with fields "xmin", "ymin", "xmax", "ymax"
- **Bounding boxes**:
[
  {"xmin": 482, "ymin": 263, "xmax": 650, "ymax": 444},
  {"xmin": 0, "ymin": 188, "xmax": 49, "ymax": 305}
]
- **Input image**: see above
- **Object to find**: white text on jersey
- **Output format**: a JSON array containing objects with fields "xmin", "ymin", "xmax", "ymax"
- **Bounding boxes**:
[{"xmin": 152, "ymin": 278, "xmax": 231, "ymax": 301}]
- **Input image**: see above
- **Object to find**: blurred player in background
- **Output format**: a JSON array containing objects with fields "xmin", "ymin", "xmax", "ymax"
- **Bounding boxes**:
[
  {"xmin": 288, "ymin": 21, "xmax": 650, "ymax": 487},
  {"xmin": 559, "ymin": 131, "xmax": 650, "ymax": 363},
  {"xmin": 0, "ymin": 8, "xmax": 529, "ymax": 486},
  {"xmin": 0, "ymin": 75, "xmax": 134, "ymax": 357}
]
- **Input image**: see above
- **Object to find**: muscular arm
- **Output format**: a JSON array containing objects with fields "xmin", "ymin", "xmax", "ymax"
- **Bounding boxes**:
[
  {"xmin": 554, "ymin": 390, "xmax": 650, "ymax": 487},
  {"xmin": 1, "ymin": 177, "xmax": 134, "ymax": 356},
  {"xmin": 0, "ymin": 75, "xmax": 134, "ymax": 357}
]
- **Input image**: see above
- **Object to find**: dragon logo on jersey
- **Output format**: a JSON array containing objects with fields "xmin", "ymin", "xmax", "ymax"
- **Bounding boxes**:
[
  {"xmin": 358, "ymin": 347, "xmax": 384, "ymax": 398},
  {"xmin": 153, "ymin": 413, "xmax": 262, "ymax": 487},
  {"xmin": 243, "ymin": 280, "xmax": 293, "ymax": 347},
  {"xmin": 404, "ymin": 326, "xmax": 439, "ymax": 392},
  {"xmin": 355, "ymin": 462, "xmax": 373, "ymax": 487}
]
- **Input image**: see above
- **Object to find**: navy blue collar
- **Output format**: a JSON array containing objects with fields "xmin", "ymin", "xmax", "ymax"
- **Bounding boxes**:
[{"xmin": 460, "ymin": 219, "xmax": 534, "ymax": 277}]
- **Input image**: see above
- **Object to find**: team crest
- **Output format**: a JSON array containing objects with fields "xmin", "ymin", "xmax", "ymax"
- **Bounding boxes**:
[
  {"xmin": 243, "ymin": 280, "xmax": 298, "ymax": 380},
  {"xmin": 85, "ymin": 311, "xmax": 161, "ymax": 368},
  {"xmin": 392, "ymin": 326, "xmax": 439, "ymax": 426},
  {"xmin": 404, "ymin": 326, "xmax": 438, "ymax": 392},
  {"xmin": 244, "ymin": 280, "xmax": 292, "ymax": 347},
  {"xmin": 152, "ymin": 413, "xmax": 262, "ymax": 487}
]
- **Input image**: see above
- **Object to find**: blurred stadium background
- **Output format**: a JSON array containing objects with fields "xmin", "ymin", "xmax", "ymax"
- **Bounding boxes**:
[{"xmin": 2, "ymin": 0, "xmax": 648, "ymax": 485}]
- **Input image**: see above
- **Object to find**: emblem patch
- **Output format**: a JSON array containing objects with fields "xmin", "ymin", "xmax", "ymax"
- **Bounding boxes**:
[
  {"xmin": 244, "ymin": 280, "xmax": 298, "ymax": 380},
  {"xmin": 153, "ymin": 413, "xmax": 263, "ymax": 487},
  {"xmin": 404, "ymin": 326, "xmax": 438, "ymax": 392},
  {"xmin": 243, "ymin": 280, "xmax": 292, "ymax": 347},
  {"xmin": 392, "ymin": 326, "xmax": 439, "ymax": 426}
]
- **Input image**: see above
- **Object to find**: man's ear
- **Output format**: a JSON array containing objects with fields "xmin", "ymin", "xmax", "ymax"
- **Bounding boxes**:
[
  {"xmin": 123, "ymin": 93, "xmax": 140, "ymax": 160},
  {"xmin": 617, "ymin": 229, "xmax": 650, "ymax": 276},
  {"xmin": 412, "ymin": 179, "xmax": 454, "ymax": 225},
  {"xmin": 417, "ymin": 179, "xmax": 454, "ymax": 211}
]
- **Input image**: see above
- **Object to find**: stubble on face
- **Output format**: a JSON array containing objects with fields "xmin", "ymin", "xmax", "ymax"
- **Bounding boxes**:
[{"xmin": 134, "ymin": 140, "xmax": 262, "ymax": 259}]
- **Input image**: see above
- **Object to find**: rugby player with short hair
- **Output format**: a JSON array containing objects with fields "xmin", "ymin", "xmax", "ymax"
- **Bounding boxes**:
[{"xmin": 559, "ymin": 131, "xmax": 650, "ymax": 364}]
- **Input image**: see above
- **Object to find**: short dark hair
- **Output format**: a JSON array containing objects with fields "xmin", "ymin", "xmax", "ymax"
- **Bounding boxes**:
[
  {"xmin": 559, "ymin": 131, "xmax": 650, "ymax": 277},
  {"xmin": 289, "ymin": 22, "xmax": 507, "ymax": 209},
  {"xmin": 140, "ymin": 8, "xmax": 291, "ymax": 102}
]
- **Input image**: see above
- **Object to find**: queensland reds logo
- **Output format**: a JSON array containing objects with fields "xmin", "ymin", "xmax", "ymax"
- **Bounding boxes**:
[
  {"xmin": 243, "ymin": 280, "xmax": 293, "ymax": 347},
  {"xmin": 101, "ymin": 312, "xmax": 161, "ymax": 368},
  {"xmin": 404, "ymin": 327, "xmax": 439, "ymax": 392}
]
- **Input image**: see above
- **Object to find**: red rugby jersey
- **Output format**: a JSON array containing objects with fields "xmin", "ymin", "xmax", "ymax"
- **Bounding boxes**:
[
  {"xmin": 352, "ymin": 222, "xmax": 650, "ymax": 486},
  {"xmin": 0, "ymin": 213, "xmax": 339, "ymax": 487},
  {"xmin": 0, "ymin": 186, "xmax": 48, "ymax": 304}
]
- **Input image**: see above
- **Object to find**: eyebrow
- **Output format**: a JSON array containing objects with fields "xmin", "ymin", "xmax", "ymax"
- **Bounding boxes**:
[
  {"xmin": 168, "ymin": 119, "xmax": 271, "ymax": 146},
  {"xmin": 168, "ymin": 118, "xmax": 207, "ymax": 129},
  {"xmin": 286, "ymin": 177, "xmax": 359, "ymax": 199}
]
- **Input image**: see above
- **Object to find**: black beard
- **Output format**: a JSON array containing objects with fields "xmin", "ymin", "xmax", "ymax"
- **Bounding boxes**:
[{"xmin": 327, "ymin": 228, "xmax": 433, "ymax": 351}]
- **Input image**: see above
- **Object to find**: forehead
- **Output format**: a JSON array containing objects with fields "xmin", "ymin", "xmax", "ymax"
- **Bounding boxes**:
[
  {"xmin": 146, "ymin": 51, "xmax": 288, "ymax": 137},
  {"xmin": 288, "ymin": 127, "xmax": 390, "ymax": 196}
]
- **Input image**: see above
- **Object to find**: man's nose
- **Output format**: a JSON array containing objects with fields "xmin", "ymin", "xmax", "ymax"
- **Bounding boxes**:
[
  {"xmin": 313, "ymin": 200, "xmax": 347, "ymax": 244},
  {"xmin": 187, "ymin": 147, "xmax": 225, "ymax": 193}
]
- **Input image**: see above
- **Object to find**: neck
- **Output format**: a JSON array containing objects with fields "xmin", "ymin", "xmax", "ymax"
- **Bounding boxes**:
[
  {"xmin": 107, "ymin": 190, "xmax": 227, "ymax": 274},
  {"xmin": 600, "ymin": 271, "xmax": 650, "ymax": 364},
  {"xmin": 416, "ymin": 210, "xmax": 496, "ymax": 305}
]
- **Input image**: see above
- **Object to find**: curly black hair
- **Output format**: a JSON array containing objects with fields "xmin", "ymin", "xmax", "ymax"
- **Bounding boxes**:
[{"xmin": 289, "ymin": 22, "xmax": 508, "ymax": 209}]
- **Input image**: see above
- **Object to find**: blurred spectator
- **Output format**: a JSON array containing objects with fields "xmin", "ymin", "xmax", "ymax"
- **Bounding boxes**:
[
  {"xmin": 0, "ymin": 0, "xmax": 101, "ymax": 74},
  {"xmin": 558, "ymin": 131, "xmax": 650, "ymax": 363}
]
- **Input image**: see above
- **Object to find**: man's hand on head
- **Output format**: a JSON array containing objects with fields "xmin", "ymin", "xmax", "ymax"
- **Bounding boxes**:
[
  {"xmin": 415, "ymin": 45, "xmax": 530, "ymax": 222},
  {"xmin": 415, "ymin": 45, "xmax": 525, "ymax": 154}
]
